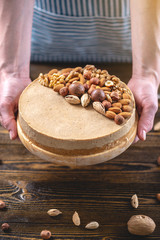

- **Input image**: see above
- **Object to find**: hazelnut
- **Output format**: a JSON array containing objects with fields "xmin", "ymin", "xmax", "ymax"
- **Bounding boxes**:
[
  {"xmin": 110, "ymin": 91, "xmax": 120, "ymax": 101},
  {"xmin": 91, "ymin": 89, "xmax": 106, "ymax": 102},
  {"xmin": 40, "ymin": 230, "xmax": 52, "ymax": 239},
  {"xmin": 1, "ymin": 223, "xmax": 10, "ymax": 231},
  {"xmin": 156, "ymin": 193, "xmax": 160, "ymax": 201},
  {"xmin": 102, "ymin": 100, "xmax": 111, "ymax": 110},
  {"xmin": 0, "ymin": 200, "xmax": 6, "ymax": 209},
  {"xmin": 114, "ymin": 115, "xmax": 124, "ymax": 125},
  {"xmin": 59, "ymin": 87, "xmax": 68, "ymax": 97},
  {"xmin": 83, "ymin": 83, "xmax": 89, "ymax": 91},
  {"xmin": 83, "ymin": 70, "xmax": 92, "ymax": 80},
  {"xmin": 89, "ymin": 78, "xmax": 100, "ymax": 85},
  {"xmin": 69, "ymin": 83, "xmax": 85, "ymax": 97},
  {"xmin": 88, "ymin": 84, "xmax": 96, "ymax": 95}
]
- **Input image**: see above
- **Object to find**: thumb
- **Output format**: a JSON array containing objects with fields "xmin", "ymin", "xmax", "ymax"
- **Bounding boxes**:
[
  {"xmin": 137, "ymin": 104, "xmax": 157, "ymax": 141},
  {"xmin": 1, "ymin": 103, "xmax": 17, "ymax": 140}
]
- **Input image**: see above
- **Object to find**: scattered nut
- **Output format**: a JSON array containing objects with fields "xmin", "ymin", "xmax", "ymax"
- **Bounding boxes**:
[
  {"xmin": 72, "ymin": 211, "xmax": 80, "ymax": 226},
  {"xmin": 91, "ymin": 89, "xmax": 106, "ymax": 102},
  {"xmin": 127, "ymin": 215, "xmax": 156, "ymax": 236},
  {"xmin": 1, "ymin": 223, "xmax": 10, "ymax": 231},
  {"xmin": 114, "ymin": 114, "xmax": 124, "ymax": 125},
  {"xmin": 157, "ymin": 156, "xmax": 160, "ymax": 166},
  {"xmin": 131, "ymin": 194, "xmax": 139, "ymax": 208},
  {"xmin": 83, "ymin": 70, "xmax": 92, "ymax": 80},
  {"xmin": 69, "ymin": 83, "xmax": 85, "ymax": 97},
  {"xmin": 40, "ymin": 230, "xmax": 52, "ymax": 239},
  {"xmin": 154, "ymin": 121, "xmax": 160, "ymax": 131},
  {"xmin": 47, "ymin": 209, "xmax": 62, "ymax": 217},
  {"xmin": 53, "ymin": 84, "xmax": 65, "ymax": 92},
  {"xmin": 65, "ymin": 95, "xmax": 81, "ymax": 105},
  {"xmin": 93, "ymin": 102, "xmax": 105, "ymax": 116},
  {"xmin": 85, "ymin": 221, "xmax": 99, "ymax": 229},
  {"xmin": 81, "ymin": 93, "xmax": 90, "ymax": 107},
  {"xmin": 0, "ymin": 200, "xmax": 6, "ymax": 209}
]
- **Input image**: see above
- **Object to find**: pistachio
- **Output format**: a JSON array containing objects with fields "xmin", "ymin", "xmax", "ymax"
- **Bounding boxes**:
[
  {"xmin": 93, "ymin": 102, "xmax": 105, "ymax": 116},
  {"xmin": 81, "ymin": 93, "xmax": 90, "ymax": 107},
  {"xmin": 65, "ymin": 95, "xmax": 80, "ymax": 104}
]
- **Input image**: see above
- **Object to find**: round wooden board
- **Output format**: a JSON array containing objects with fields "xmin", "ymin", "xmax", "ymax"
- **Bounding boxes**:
[
  {"xmin": 17, "ymin": 116, "xmax": 137, "ymax": 168},
  {"xmin": 17, "ymin": 79, "xmax": 137, "ymax": 167}
]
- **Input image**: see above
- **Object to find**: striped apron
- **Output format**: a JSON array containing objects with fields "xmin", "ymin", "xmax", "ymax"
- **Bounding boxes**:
[{"xmin": 31, "ymin": 0, "xmax": 131, "ymax": 62}]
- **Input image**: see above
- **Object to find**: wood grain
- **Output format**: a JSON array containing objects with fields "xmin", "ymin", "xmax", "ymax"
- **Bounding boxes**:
[{"xmin": 0, "ymin": 63, "xmax": 159, "ymax": 239}]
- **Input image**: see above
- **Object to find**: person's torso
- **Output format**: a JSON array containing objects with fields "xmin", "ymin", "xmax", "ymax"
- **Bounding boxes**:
[{"xmin": 31, "ymin": 0, "xmax": 131, "ymax": 62}]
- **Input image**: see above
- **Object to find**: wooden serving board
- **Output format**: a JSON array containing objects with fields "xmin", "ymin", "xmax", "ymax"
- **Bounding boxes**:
[{"xmin": 17, "ymin": 79, "xmax": 137, "ymax": 167}]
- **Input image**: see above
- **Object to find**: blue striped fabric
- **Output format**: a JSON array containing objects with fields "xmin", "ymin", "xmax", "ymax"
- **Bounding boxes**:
[{"xmin": 31, "ymin": 0, "xmax": 132, "ymax": 62}]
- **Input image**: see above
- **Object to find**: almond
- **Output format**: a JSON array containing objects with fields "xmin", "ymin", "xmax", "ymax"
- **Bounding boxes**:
[
  {"xmin": 85, "ymin": 221, "xmax": 99, "ymax": 229},
  {"xmin": 72, "ymin": 211, "xmax": 80, "ymax": 226},
  {"xmin": 114, "ymin": 115, "xmax": 124, "ymax": 125},
  {"xmin": 119, "ymin": 112, "xmax": 131, "ymax": 119},
  {"xmin": 112, "ymin": 102, "xmax": 122, "ymax": 108},
  {"xmin": 106, "ymin": 94, "xmax": 112, "ymax": 103},
  {"xmin": 105, "ymin": 111, "xmax": 116, "ymax": 119},
  {"xmin": 127, "ymin": 215, "xmax": 156, "ymax": 236},
  {"xmin": 93, "ymin": 102, "xmax": 105, "ymax": 115},
  {"xmin": 122, "ymin": 105, "xmax": 132, "ymax": 112},
  {"xmin": 108, "ymin": 107, "xmax": 122, "ymax": 114},
  {"xmin": 53, "ymin": 84, "xmax": 65, "ymax": 92},
  {"xmin": 65, "ymin": 95, "xmax": 80, "ymax": 104},
  {"xmin": 61, "ymin": 68, "xmax": 73, "ymax": 74},
  {"xmin": 119, "ymin": 99, "xmax": 131, "ymax": 105},
  {"xmin": 47, "ymin": 209, "xmax": 62, "ymax": 217},
  {"xmin": 123, "ymin": 93, "xmax": 131, "ymax": 99},
  {"xmin": 73, "ymin": 67, "xmax": 83, "ymax": 73}
]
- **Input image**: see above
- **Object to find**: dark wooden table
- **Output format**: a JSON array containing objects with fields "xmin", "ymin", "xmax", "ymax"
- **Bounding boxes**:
[{"xmin": 0, "ymin": 63, "xmax": 160, "ymax": 240}]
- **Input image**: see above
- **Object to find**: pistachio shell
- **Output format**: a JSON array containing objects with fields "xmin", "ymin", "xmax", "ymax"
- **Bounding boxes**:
[
  {"xmin": 65, "ymin": 95, "xmax": 80, "ymax": 104},
  {"xmin": 85, "ymin": 221, "xmax": 99, "ymax": 229},
  {"xmin": 81, "ymin": 93, "xmax": 90, "ymax": 107},
  {"xmin": 93, "ymin": 102, "xmax": 105, "ymax": 116}
]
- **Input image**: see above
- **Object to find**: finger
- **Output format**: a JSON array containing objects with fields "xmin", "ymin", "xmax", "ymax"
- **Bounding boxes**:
[
  {"xmin": 1, "ymin": 104, "xmax": 17, "ymax": 140},
  {"xmin": 133, "ymin": 135, "xmax": 139, "ymax": 144},
  {"xmin": 137, "ymin": 104, "xmax": 158, "ymax": 141}
]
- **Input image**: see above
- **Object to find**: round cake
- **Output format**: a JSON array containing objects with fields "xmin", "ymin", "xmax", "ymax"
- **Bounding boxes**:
[{"xmin": 17, "ymin": 65, "xmax": 137, "ymax": 167}]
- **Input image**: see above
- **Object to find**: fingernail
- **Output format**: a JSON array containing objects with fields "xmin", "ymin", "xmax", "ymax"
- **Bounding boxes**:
[
  {"xmin": 142, "ymin": 130, "xmax": 146, "ymax": 141},
  {"xmin": 9, "ymin": 131, "xmax": 13, "ymax": 140}
]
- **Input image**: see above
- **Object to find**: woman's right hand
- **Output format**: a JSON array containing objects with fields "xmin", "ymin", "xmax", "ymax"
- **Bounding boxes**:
[{"xmin": 0, "ymin": 75, "xmax": 31, "ymax": 140}]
